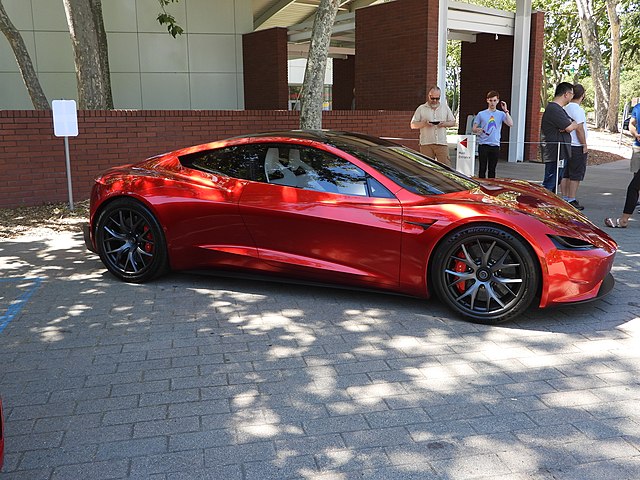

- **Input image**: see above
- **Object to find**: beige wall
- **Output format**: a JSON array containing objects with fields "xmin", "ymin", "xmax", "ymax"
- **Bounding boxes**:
[{"xmin": 0, "ymin": 0, "xmax": 252, "ymax": 110}]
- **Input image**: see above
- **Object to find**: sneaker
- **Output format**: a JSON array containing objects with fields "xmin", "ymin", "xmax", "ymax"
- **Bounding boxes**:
[{"xmin": 569, "ymin": 199, "xmax": 584, "ymax": 211}]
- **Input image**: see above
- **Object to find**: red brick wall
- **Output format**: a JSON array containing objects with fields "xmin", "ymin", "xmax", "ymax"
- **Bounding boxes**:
[
  {"xmin": 0, "ymin": 110, "xmax": 418, "ymax": 208},
  {"xmin": 355, "ymin": 0, "xmax": 439, "ymax": 111},
  {"xmin": 332, "ymin": 56, "xmax": 356, "ymax": 110},
  {"xmin": 459, "ymin": 33, "xmax": 515, "ymax": 159},
  {"xmin": 242, "ymin": 28, "xmax": 289, "ymax": 110},
  {"xmin": 526, "ymin": 11, "xmax": 545, "ymax": 162}
]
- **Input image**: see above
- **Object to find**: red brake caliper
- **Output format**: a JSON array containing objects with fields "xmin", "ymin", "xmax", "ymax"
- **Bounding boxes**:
[
  {"xmin": 143, "ymin": 226, "xmax": 153, "ymax": 253},
  {"xmin": 454, "ymin": 252, "xmax": 467, "ymax": 294}
]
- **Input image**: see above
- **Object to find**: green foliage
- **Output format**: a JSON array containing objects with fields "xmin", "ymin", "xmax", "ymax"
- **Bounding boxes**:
[
  {"xmin": 157, "ymin": 0, "xmax": 183, "ymax": 38},
  {"xmin": 620, "ymin": 3, "xmax": 640, "ymax": 64},
  {"xmin": 446, "ymin": 40, "xmax": 461, "ymax": 114},
  {"xmin": 454, "ymin": 0, "xmax": 516, "ymax": 10},
  {"xmin": 584, "ymin": 67, "xmax": 640, "ymax": 113},
  {"xmin": 620, "ymin": 66, "xmax": 640, "ymax": 108}
]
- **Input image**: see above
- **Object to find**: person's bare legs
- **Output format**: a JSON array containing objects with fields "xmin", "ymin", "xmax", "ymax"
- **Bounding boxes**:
[
  {"xmin": 560, "ymin": 178, "xmax": 570, "ymax": 198},
  {"xmin": 568, "ymin": 179, "xmax": 580, "ymax": 199}
]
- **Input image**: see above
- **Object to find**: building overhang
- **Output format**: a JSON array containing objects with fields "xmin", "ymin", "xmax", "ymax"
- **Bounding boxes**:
[{"xmin": 253, "ymin": 0, "xmax": 515, "ymax": 58}]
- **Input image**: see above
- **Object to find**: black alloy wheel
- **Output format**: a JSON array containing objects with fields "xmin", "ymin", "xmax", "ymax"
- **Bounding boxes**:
[
  {"xmin": 95, "ymin": 198, "xmax": 168, "ymax": 282},
  {"xmin": 432, "ymin": 225, "xmax": 539, "ymax": 324}
]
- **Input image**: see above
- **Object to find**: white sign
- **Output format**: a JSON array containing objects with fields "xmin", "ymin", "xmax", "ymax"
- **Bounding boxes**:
[
  {"xmin": 456, "ymin": 135, "xmax": 476, "ymax": 177},
  {"xmin": 52, "ymin": 100, "xmax": 78, "ymax": 137}
]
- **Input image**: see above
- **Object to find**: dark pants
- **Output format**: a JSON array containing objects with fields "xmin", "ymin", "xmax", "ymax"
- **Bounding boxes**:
[
  {"xmin": 543, "ymin": 160, "xmax": 565, "ymax": 193},
  {"xmin": 623, "ymin": 168, "xmax": 640, "ymax": 215},
  {"xmin": 478, "ymin": 145, "xmax": 500, "ymax": 178}
]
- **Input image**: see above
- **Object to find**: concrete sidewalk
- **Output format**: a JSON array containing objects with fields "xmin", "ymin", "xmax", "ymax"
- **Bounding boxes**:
[{"xmin": 1, "ymin": 159, "xmax": 639, "ymax": 479}]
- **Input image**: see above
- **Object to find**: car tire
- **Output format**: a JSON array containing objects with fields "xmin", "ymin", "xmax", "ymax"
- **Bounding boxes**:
[
  {"xmin": 431, "ymin": 225, "xmax": 539, "ymax": 324},
  {"xmin": 95, "ymin": 198, "xmax": 169, "ymax": 283}
]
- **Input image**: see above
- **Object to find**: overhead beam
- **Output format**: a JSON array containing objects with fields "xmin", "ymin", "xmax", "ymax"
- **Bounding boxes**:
[
  {"xmin": 254, "ymin": 0, "xmax": 296, "ymax": 29},
  {"xmin": 448, "ymin": 31, "xmax": 477, "ymax": 42},
  {"xmin": 288, "ymin": 11, "xmax": 355, "ymax": 32},
  {"xmin": 287, "ymin": 43, "xmax": 355, "ymax": 58},
  {"xmin": 289, "ymin": 20, "xmax": 356, "ymax": 42},
  {"xmin": 447, "ymin": 6, "xmax": 515, "ymax": 36},
  {"xmin": 347, "ymin": 0, "xmax": 383, "ymax": 11}
]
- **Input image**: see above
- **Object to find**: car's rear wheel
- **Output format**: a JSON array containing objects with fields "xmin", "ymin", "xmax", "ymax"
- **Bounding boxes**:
[
  {"xmin": 431, "ymin": 225, "xmax": 539, "ymax": 324},
  {"xmin": 95, "ymin": 198, "xmax": 168, "ymax": 283}
]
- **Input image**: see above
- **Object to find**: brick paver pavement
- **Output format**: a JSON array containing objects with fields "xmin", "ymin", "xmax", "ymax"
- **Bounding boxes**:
[{"xmin": 1, "ymin": 158, "xmax": 639, "ymax": 479}]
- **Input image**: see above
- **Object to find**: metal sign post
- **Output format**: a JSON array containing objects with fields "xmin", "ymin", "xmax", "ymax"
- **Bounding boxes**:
[
  {"xmin": 52, "ymin": 100, "xmax": 79, "ymax": 210},
  {"xmin": 555, "ymin": 142, "xmax": 564, "ymax": 196}
]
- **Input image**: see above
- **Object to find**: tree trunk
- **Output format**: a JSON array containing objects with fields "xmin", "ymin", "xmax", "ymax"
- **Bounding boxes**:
[
  {"xmin": 575, "ymin": 0, "xmax": 608, "ymax": 128},
  {"xmin": 0, "ymin": 0, "xmax": 49, "ymax": 109},
  {"xmin": 299, "ymin": 0, "xmax": 340, "ymax": 130},
  {"xmin": 90, "ymin": 0, "xmax": 113, "ymax": 108},
  {"xmin": 63, "ymin": 0, "xmax": 113, "ymax": 109},
  {"xmin": 605, "ymin": 0, "xmax": 621, "ymax": 133}
]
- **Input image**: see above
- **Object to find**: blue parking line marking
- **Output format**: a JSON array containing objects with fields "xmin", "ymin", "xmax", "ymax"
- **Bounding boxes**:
[{"xmin": 0, "ymin": 277, "xmax": 43, "ymax": 334}]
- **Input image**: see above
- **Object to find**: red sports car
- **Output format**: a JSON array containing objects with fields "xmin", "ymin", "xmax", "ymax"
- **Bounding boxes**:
[{"xmin": 84, "ymin": 131, "xmax": 616, "ymax": 324}]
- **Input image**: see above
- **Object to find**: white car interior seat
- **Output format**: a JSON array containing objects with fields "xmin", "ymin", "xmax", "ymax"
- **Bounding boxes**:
[
  {"xmin": 264, "ymin": 147, "xmax": 296, "ymax": 186},
  {"xmin": 288, "ymin": 149, "xmax": 323, "ymax": 190}
]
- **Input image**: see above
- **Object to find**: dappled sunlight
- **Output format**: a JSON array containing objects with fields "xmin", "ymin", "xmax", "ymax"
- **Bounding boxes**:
[
  {"xmin": 236, "ymin": 423, "xmax": 282, "ymax": 440},
  {"xmin": 2, "ymin": 229, "xmax": 640, "ymax": 479},
  {"xmin": 618, "ymin": 316, "xmax": 640, "ymax": 335},
  {"xmin": 0, "ymin": 255, "xmax": 30, "ymax": 270},
  {"xmin": 30, "ymin": 325, "xmax": 67, "ymax": 342},
  {"xmin": 67, "ymin": 272, "xmax": 105, "ymax": 281}
]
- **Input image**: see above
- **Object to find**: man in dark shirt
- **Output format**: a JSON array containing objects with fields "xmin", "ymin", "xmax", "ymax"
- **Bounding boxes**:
[{"xmin": 540, "ymin": 82, "xmax": 578, "ymax": 193}]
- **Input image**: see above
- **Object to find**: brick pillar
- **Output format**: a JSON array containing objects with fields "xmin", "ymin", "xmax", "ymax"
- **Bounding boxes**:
[
  {"xmin": 355, "ymin": 0, "xmax": 439, "ymax": 111},
  {"xmin": 459, "ymin": 33, "xmax": 514, "ymax": 159},
  {"xmin": 332, "ymin": 56, "xmax": 355, "ymax": 110},
  {"xmin": 526, "ymin": 11, "xmax": 545, "ymax": 161},
  {"xmin": 242, "ymin": 28, "xmax": 289, "ymax": 110}
]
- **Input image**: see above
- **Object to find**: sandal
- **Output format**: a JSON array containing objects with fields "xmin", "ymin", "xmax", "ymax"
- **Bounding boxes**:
[{"xmin": 604, "ymin": 217, "xmax": 627, "ymax": 228}]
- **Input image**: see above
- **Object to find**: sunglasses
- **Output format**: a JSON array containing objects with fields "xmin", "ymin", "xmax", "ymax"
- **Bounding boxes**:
[{"xmin": 429, "ymin": 96, "xmax": 440, "ymax": 101}]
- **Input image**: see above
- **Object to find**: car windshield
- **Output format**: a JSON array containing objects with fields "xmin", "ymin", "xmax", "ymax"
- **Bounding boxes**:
[{"xmin": 340, "ymin": 144, "xmax": 479, "ymax": 195}]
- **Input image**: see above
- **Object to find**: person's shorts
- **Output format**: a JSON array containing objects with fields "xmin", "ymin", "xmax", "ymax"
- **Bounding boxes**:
[
  {"xmin": 562, "ymin": 146, "xmax": 587, "ymax": 181},
  {"xmin": 631, "ymin": 145, "xmax": 640, "ymax": 173}
]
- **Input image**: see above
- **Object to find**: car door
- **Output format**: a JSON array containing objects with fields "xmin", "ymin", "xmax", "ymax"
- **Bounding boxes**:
[
  {"xmin": 239, "ymin": 143, "xmax": 403, "ymax": 290},
  {"xmin": 168, "ymin": 144, "xmax": 265, "ymax": 270}
]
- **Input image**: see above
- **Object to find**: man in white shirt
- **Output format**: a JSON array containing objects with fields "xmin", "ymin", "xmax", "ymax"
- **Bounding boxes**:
[
  {"xmin": 561, "ymin": 83, "xmax": 588, "ymax": 210},
  {"xmin": 410, "ymin": 86, "xmax": 456, "ymax": 166}
]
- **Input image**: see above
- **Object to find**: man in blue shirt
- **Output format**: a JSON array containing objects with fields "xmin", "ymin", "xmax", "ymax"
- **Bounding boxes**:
[
  {"xmin": 605, "ymin": 101, "xmax": 640, "ymax": 228},
  {"xmin": 472, "ymin": 91, "xmax": 513, "ymax": 178}
]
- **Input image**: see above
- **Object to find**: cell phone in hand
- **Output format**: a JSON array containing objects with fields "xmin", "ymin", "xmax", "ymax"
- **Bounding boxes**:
[{"xmin": 430, "ymin": 121, "xmax": 441, "ymax": 125}]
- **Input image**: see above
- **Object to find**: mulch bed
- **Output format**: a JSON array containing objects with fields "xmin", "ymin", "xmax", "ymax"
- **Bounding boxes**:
[
  {"xmin": 587, "ymin": 149, "xmax": 627, "ymax": 165},
  {"xmin": 0, "ymin": 200, "xmax": 89, "ymax": 239}
]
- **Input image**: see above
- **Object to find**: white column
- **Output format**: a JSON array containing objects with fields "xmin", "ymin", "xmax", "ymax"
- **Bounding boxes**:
[
  {"xmin": 437, "ymin": 0, "xmax": 448, "ymax": 91},
  {"xmin": 508, "ymin": 0, "xmax": 532, "ymax": 162}
]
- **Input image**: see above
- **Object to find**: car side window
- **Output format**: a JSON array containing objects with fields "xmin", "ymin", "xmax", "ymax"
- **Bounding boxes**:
[
  {"xmin": 179, "ymin": 145, "xmax": 267, "ymax": 182},
  {"xmin": 269, "ymin": 146, "xmax": 393, "ymax": 198}
]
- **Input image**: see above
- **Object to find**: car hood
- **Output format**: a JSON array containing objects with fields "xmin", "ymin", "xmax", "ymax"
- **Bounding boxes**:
[
  {"xmin": 407, "ymin": 179, "xmax": 617, "ymax": 250},
  {"xmin": 466, "ymin": 178, "xmax": 616, "ymax": 248}
]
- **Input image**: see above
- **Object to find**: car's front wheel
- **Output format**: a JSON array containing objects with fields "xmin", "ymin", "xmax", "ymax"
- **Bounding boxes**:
[
  {"xmin": 431, "ymin": 225, "xmax": 539, "ymax": 324},
  {"xmin": 95, "ymin": 198, "xmax": 168, "ymax": 283}
]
